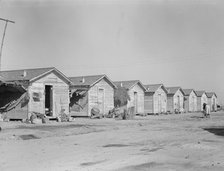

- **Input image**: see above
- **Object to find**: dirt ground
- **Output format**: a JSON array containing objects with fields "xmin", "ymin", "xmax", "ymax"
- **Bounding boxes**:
[{"xmin": 1, "ymin": 112, "xmax": 224, "ymax": 171}]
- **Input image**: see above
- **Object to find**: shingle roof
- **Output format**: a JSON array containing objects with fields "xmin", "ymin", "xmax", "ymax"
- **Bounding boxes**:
[
  {"xmin": 69, "ymin": 75, "xmax": 104, "ymax": 86},
  {"xmin": 69, "ymin": 75, "xmax": 117, "ymax": 88},
  {"xmin": 113, "ymin": 80, "xmax": 145, "ymax": 90},
  {"xmin": 166, "ymin": 87, "xmax": 182, "ymax": 95},
  {"xmin": 182, "ymin": 89, "xmax": 194, "ymax": 96},
  {"xmin": 144, "ymin": 84, "xmax": 161, "ymax": 92},
  {"xmin": 144, "ymin": 84, "xmax": 167, "ymax": 93},
  {"xmin": 0, "ymin": 67, "xmax": 54, "ymax": 81},
  {"xmin": 206, "ymin": 92, "xmax": 217, "ymax": 98},
  {"xmin": 114, "ymin": 80, "xmax": 138, "ymax": 89},
  {"xmin": 195, "ymin": 91, "xmax": 206, "ymax": 97},
  {"xmin": 0, "ymin": 67, "xmax": 72, "ymax": 85}
]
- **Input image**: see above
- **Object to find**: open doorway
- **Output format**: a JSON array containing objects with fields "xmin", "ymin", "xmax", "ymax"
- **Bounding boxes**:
[
  {"xmin": 177, "ymin": 95, "xmax": 180, "ymax": 112},
  {"xmin": 45, "ymin": 85, "xmax": 53, "ymax": 116}
]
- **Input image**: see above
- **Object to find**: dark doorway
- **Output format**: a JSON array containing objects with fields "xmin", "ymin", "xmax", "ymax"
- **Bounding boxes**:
[{"xmin": 45, "ymin": 85, "xmax": 53, "ymax": 116}]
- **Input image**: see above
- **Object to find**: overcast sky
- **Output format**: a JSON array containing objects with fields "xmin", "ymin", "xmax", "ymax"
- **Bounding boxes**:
[{"xmin": 0, "ymin": 0, "xmax": 224, "ymax": 104}]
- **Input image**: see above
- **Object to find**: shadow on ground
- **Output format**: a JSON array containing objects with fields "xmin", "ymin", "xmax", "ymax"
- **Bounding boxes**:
[
  {"xmin": 19, "ymin": 134, "xmax": 40, "ymax": 140},
  {"xmin": 103, "ymin": 144, "xmax": 130, "ymax": 148},
  {"xmin": 203, "ymin": 127, "xmax": 224, "ymax": 136}
]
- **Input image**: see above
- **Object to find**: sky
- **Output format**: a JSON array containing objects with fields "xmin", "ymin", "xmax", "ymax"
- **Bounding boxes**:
[{"xmin": 0, "ymin": 0, "xmax": 224, "ymax": 104}]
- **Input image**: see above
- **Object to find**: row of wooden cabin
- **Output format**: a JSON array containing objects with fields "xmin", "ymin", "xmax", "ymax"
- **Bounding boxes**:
[{"xmin": 0, "ymin": 67, "xmax": 218, "ymax": 120}]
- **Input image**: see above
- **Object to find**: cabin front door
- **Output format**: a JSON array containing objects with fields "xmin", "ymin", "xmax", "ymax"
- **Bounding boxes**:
[
  {"xmin": 177, "ymin": 95, "xmax": 180, "ymax": 112},
  {"xmin": 134, "ymin": 92, "xmax": 138, "ymax": 113},
  {"xmin": 191, "ymin": 96, "xmax": 195, "ymax": 112},
  {"xmin": 98, "ymin": 88, "xmax": 105, "ymax": 114},
  {"xmin": 212, "ymin": 98, "xmax": 215, "ymax": 111},
  {"xmin": 158, "ymin": 94, "xmax": 162, "ymax": 113},
  {"xmin": 45, "ymin": 85, "xmax": 53, "ymax": 116}
]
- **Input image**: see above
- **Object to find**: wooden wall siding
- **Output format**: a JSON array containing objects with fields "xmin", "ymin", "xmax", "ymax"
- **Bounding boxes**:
[
  {"xmin": 167, "ymin": 96, "xmax": 173, "ymax": 113},
  {"xmin": 153, "ymin": 87, "xmax": 167, "ymax": 113},
  {"xmin": 185, "ymin": 91, "xmax": 197, "ymax": 112},
  {"xmin": 197, "ymin": 94, "xmax": 207, "ymax": 111},
  {"xmin": 184, "ymin": 96, "xmax": 189, "ymax": 112},
  {"xmin": 127, "ymin": 83, "xmax": 144, "ymax": 114},
  {"xmin": 28, "ymin": 73, "xmax": 70, "ymax": 118},
  {"xmin": 28, "ymin": 83, "xmax": 45, "ymax": 115},
  {"xmin": 167, "ymin": 90, "xmax": 184, "ymax": 113},
  {"xmin": 5, "ymin": 103, "xmax": 28, "ymax": 120},
  {"xmin": 208, "ymin": 95, "xmax": 217, "ymax": 112},
  {"xmin": 88, "ymin": 78, "xmax": 114, "ymax": 116},
  {"xmin": 144, "ymin": 92, "xmax": 153, "ymax": 114},
  {"xmin": 173, "ymin": 89, "xmax": 184, "ymax": 112}
]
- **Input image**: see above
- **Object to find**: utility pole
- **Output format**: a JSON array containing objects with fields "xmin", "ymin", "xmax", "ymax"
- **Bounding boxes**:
[{"xmin": 0, "ymin": 18, "xmax": 15, "ymax": 71}]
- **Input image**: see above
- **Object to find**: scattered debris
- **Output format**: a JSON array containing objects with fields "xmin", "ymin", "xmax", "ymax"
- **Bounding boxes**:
[
  {"xmin": 30, "ymin": 112, "xmax": 46, "ymax": 124},
  {"xmin": 108, "ymin": 106, "xmax": 135, "ymax": 120},
  {"xmin": 57, "ymin": 109, "xmax": 73, "ymax": 122},
  {"xmin": 90, "ymin": 107, "xmax": 103, "ymax": 119}
]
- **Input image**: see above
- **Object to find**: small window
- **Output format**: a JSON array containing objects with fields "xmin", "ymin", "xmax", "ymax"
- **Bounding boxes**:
[{"xmin": 33, "ymin": 92, "xmax": 41, "ymax": 102}]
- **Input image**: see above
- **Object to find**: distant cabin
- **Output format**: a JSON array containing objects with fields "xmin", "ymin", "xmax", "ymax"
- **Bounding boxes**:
[
  {"xmin": 0, "ymin": 67, "xmax": 71, "ymax": 120},
  {"xmin": 206, "ymin": 92, "xmax": 217, "ymax": 112},
  {"xmin": 182, "ymin": 89, "xmax": 197, "ymax": 112},
  {"xmin": 166, "ymin": 87, "xmax": 184, "ymax": 113},
  {"xmin": 69, "ymin": 75, "xmax": 116, "ymax": 117},
  {"xmin": 195, "ymin": 91, "xmax": 208, "ymax": 112},
  {"xmin": 114, "ymin": 80, "xmax": 145, "ymax": 115},
  {"xmin": 144, "ymin": 84, "xmax": 168, "ymax": 114}
]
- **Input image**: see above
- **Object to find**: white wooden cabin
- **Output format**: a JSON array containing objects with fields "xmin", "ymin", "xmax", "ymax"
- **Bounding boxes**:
[
  {"xmin": 114, "ymin": 80, "xmax": 145, "ymax": 115},
  {"xmin": 195, "ymin": 91, "xmax": 208, "ymax": 112},
  {"xmin": 182, "ymin": 89, "xmax": 197, "ymax": 112},
  {"xmin": 144, "ymin": 84, "xmax": 168, "ymax": 114},
  {"xmin": 166, "ymin": 87, "xmax": 184, "ymax": 113},
  {"xmin": 69, "ymin": 75, "xmax": 116, "ymax": 116},
  {"xmin": 0, "ymin": 67, "xmax": 71, "ymax": 120},
  {"xmin": 206, "ymin": 92, "xmax": 217, "ymax": 112}
]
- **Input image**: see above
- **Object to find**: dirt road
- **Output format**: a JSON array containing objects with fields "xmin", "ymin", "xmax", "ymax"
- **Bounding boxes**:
[{"xmin": 1, "ymin": 112, "xmax": 224, "ymax": 171}]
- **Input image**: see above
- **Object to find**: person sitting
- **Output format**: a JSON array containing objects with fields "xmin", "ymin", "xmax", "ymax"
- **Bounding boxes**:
[{"xmin": 203, "ymin": 103, "xmax": 210, "ymax": 118}]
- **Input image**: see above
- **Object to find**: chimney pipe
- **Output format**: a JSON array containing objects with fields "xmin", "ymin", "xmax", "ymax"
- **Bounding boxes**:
[
  {"xmin": 81, "ymin": 77, "xmax": 85, "ymax": 83},
  {"xmin": 22, "ymin": 70, "xmax": 27, "ymax": 77}
]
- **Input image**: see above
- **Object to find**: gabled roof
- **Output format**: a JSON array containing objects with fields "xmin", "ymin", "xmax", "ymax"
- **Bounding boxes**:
[
  {"xmin": 206, "ymin": 92, "xmax": 217, "ymax": 98},
  {"xmin": 166, "ymin": 87, "xmax": 184, "ymax": 95},
  {"xmin": 182, "ymin": 89, "xmax": 196, "ymax": 96},
  {"xmin": 195, "ymin": 91, "xmax": 206, "ymax": 97},
  {"xmin": 144, "ymin": 84, "xmax": 168, "ymax": 93},
  {"xmin": 69, "ymin": 74, "xmax": 117, "ymax": 89},
  {"xmin": 113, "ymin": 80, "xmax": 146, "ymax": 91},
  {"xmin": 0, "ymin": 67, "xmax": 72, "ymax": 85}
]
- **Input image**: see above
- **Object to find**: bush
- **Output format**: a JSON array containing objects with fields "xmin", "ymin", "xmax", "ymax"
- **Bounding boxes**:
[{"xmin": 114, "ymin": 86, "xmax": 130, "ymax": 107}]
